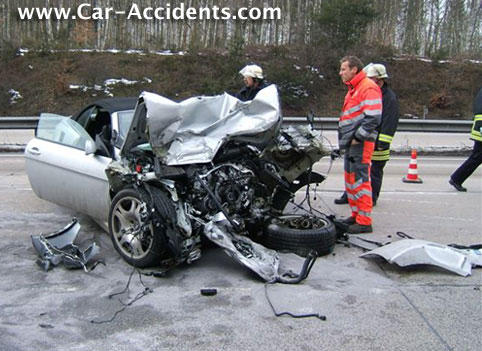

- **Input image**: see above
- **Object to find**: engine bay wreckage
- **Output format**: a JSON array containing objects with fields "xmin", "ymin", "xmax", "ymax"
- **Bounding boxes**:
[{"xmin": 105, "ymin": 85, "xmax": 336, "ymax": 282}]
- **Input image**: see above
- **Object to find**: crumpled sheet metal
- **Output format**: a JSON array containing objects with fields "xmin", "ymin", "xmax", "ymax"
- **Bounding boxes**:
[
  {"xmin": 361, "ymin": 239, "xmax": 482, "ymax": 276},
  {"xmin": 203, "ymin": 214, "xmax": 281, "ymax": 282},
  {"xmin": 142, "ymin": 84, "xmax": 281, "ymax": 166},
  {"xmin": 31, "ymin": 218, "xmax": 99, "ymax": 271},
  {"xmin": 345, "ymin": 235, "xmax": 386, "ymax": 251}
]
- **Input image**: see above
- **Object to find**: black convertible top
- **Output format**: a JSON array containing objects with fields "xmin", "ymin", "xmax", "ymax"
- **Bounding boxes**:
[
  {"xmin": 72, "ymin": 97, "xmax": 138, "ymax": 120},
  {"xmin": 94, "ymin": 97, "xmax": 138, "ymax": 113}
]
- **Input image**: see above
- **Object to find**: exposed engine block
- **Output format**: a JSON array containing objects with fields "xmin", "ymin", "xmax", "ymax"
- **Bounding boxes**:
[{"xmin": 189, "ymin": 163, "xmax": 258, "ymax": 218}]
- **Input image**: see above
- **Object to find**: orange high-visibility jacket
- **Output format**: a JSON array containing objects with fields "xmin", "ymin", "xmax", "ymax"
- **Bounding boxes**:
[{"xmin": 338, "ymin": 71, "xmax": 382, "ymax": 149}]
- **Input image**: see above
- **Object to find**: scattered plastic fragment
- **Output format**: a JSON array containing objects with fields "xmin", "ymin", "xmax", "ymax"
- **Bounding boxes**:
[{"xmin": 31, "ymin": 218, "xmax": 102, "ymax": 272}]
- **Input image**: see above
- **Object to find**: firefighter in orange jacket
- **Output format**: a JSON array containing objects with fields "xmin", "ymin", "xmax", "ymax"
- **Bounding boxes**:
[
  {"xmin": 338, "ymin": 56, "xmax": 382, "ymax": 233},
  {"xmin": 335, "ymin": 63, "xmax": 399, "ymax": 206}
]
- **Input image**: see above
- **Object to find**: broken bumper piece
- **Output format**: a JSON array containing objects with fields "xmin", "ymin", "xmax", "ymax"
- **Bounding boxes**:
[
  {"xmin": 31, "ymin": 218, "xmax": 101, "ymax": 272},
  {"xmin": 203, "ymin": 213, "xmax": 317, "ymax": 283},
  {"xmin": 361, "ymin": 239, "xmax": 482, "ymax": 276}
]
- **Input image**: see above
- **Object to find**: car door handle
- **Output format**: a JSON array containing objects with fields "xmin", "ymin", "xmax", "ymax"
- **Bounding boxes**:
[{"xmin": 27, "ymin": 147, "xmax": 41, "ymax": 156}]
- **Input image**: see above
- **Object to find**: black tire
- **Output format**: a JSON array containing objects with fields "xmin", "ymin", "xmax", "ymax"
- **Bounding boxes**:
[
  {"xmin": 264, "ymin": 215, "xmax": 336, "ymax": 257},
  {"xmin": 108, "ymin": 187, "xmax": 174, "ymax": 267}
]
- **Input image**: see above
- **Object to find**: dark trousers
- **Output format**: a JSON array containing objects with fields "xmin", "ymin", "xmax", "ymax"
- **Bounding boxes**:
[
  {"xmin": 371, "ymin": 160, "xmax": 387, "ymax": 203},
  {"xmin": 451, "ymin": 141, "xmax": 482, "ymax": 185}
]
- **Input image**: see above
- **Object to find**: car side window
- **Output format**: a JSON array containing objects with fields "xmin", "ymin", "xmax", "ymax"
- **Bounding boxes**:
[
  {"xmin": 76, "ymin": 106, "xmax": 97, "ymax": 129},
  {"xmin": 116, "ymin": 110, "xmax": 135, "ymax": 148},
  {"xmin": 36, "ymin": 114, "xmax": 94, "ymax": 150},
  {"xmin": 85, "ymin": 109, "xmax": 112, "ymax": 139}
]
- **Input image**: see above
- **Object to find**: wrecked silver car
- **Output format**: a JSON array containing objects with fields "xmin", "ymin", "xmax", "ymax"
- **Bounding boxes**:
[{"xmin": 25, "ymin": 86, "xmax": 336, "ymax": 280}]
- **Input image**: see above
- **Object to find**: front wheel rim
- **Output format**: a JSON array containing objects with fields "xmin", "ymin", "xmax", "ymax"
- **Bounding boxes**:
[{"xmin": 111, "ymin": 196, "xmax": 153, "ymax": 260}]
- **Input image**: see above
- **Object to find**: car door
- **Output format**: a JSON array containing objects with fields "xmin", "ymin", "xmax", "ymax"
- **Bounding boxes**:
[{"xmin": 24, "ymin": 113, "xmax": 112, "ymax": 222}]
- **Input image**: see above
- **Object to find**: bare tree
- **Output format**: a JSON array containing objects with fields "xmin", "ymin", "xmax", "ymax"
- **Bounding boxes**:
[{"xmin": 0, "ymin": 0, "xmax": 480, "ymax": 57}]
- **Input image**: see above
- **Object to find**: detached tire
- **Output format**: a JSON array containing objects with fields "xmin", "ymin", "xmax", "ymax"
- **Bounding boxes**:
[
  {"xmin": 265, "ymin": 216, "xmax": 336, "ymax": 257},
  {"xmin": 109, "ymin": 187, "xmax": 174, "ymax": 268}
]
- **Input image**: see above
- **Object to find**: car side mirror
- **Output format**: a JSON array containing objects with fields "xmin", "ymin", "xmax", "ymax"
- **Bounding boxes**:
[{"xmin": 85, "ymin": 139, "xmax": 96, "ymax": 155}]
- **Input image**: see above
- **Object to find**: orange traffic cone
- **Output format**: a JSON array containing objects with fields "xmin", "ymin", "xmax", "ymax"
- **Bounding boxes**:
[{"xmin": 402, "ymin": 149, "xmax": 423, "ymax": 183}]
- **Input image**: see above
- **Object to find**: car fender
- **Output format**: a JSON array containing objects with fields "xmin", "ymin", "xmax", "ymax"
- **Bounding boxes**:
[{"xmin": 361, "ymin": 239, "xmax": 478, "ymax": 276}]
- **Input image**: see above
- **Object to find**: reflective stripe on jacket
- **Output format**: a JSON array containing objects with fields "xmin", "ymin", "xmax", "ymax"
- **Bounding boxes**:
[
  {"xmin": 471, "ymin": 114, "xmax": 482, "ymax": 142},
  {"xmin": 372, "ymin": 84, "xmax": 400, "ymax": 161},
  {"xmin": 470, "ymin": 88, "xmax": 482, "ymax": 142},
  {"xmin": 338, "ymin": 71, "xmax": 382, "ymax": 150}
]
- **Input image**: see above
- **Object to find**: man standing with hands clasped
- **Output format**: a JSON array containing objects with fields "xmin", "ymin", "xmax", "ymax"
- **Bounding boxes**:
[
  {"xmin": 337, "ymin": 56, "xmax": 382, "ymax": 234},
  {"xmin": 335, "ymin": 63, "xmax": 399, "ymax": 206}
]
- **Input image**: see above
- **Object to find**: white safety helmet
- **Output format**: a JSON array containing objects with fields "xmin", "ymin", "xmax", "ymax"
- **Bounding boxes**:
[
  {"xmin": 364, "ymin": 63, "xmax": 389, "ymax": 79},
  {"xmin": 239, "ymin": 64, "xmax": 264, "ymax": 79}
]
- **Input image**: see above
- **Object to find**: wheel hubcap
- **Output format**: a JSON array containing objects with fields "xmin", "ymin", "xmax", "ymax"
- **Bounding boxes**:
[{"xmin": 111, "ymin": 196, "xmax": 153, "ymax": 259}]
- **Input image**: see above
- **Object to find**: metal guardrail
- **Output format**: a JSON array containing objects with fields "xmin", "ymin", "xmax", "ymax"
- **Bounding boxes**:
[
  {"xmin": 0, "ymin": 117, "xmax": 40, "ymax": 130},
  {"xmin": 283, "ymin": 117, "xmax": 472, "ymax": 133},
  {"xmin": 0, "ymin": 116, "xmax": 473, "ymax": 133}
]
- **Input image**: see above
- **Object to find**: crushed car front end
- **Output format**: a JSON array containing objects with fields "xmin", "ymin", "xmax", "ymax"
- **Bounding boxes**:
[{"xmin": 105, "ymin": 86, "xmax": 335, "ymax": 281}]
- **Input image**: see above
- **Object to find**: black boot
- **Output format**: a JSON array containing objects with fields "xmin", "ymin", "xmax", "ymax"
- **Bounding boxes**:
[
  {"xmin": 346, "ymin": 223, "xmax": 373, "ymax": 234},
  {"xmin": 334, "ymin": 191, "xmax": 348, "ymax": 205},
  {"xmin": 449, "ymin": 179, "xmax": 467, "ymax": 192}
]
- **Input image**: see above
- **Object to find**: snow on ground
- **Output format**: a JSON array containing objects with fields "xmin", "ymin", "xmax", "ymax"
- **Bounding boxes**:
[
  {"xmin": 393, "ymin": 55, "xmax": 482, "ymax": 64},
  {"xmin": 104, "ymin": 78, "xmax": 138, "ymax": 86},
  {"xmin": 16, "ymin": 47, "xmax": 185, "ymax": 57},
  {"xmin": 15, "ymin": 48, "xmax": 29, "ymax": 56},
  {"xmin": 69, "ymin": 78, "xmax": 150, "ymax": 97},
  {"xmin": 12, "ymin": 48, "xmax": 480, "ymax": 64},
  {"xmin": 8, "ymin": 89, "xmax": 23, "ymax": 104},
  {"xmin": 293, "ymin": 65, "xmax": 325, "ymax": 80},
  {"xmin": 307, "ymin": 66, "xmax": 325, "ymax": 79}
]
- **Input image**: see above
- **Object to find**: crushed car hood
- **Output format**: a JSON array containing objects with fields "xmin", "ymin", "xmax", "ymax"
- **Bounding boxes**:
[{"xmin": 121, "ymin": 85, "xmax": 281, "ymax": 165}]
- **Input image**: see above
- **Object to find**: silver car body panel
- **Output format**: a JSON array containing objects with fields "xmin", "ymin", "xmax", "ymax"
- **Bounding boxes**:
[
  {"xmin": 24, "ymin": 112, "xmax": 131, "ymax": 224},
  {"xmin": 130, "ymin": 84, "xmax": 281, "ymax": 165},
  {"xmin": 203, "ymin": 213, "xmax": 281, "ymax": 282},
  {"xmin": 25, "ymin": 137, "xmax": 111, "ymax": 221},
  {"xmin": 361, "ymin": 239, "xmax": 482, "ymax": 276}
]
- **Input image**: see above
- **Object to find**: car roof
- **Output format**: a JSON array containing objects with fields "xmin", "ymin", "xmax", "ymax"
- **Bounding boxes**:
[{"xmin": 94, "ymin": 97, "xmax": 138, "ymax": 113}]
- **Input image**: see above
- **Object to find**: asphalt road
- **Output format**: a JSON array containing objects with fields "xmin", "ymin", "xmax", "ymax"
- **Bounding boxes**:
[{"xmin": 0, "ymin": 154, "xmax": 480, "ymax": 351}]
